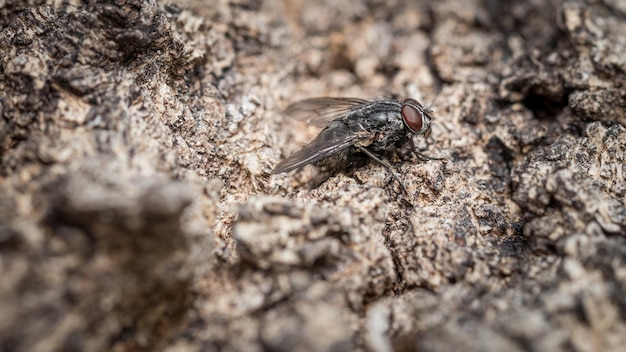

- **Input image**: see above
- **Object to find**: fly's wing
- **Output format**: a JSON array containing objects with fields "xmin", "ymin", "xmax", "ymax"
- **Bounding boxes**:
[
  {"xmin": 271, "ymin": 123, "xmax": 368, "ymax": 174},
  {"xmin": 284, "ymin": 97, "xmax": 369, "ymax": 127}
]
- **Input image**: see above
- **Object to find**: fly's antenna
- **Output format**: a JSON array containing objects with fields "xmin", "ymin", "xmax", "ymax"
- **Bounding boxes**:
[{"xmin": 424, "ymin": 101, "xmax": 434, "ymax": 114}]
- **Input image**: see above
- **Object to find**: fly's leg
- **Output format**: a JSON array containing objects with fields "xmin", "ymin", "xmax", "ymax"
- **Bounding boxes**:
[
  {"xmin": 407, "ymin": 137, "xmax": 445, "ymax": 161},
  {"xmin": 415, "ymin": 151, "xmax": 444, "ymax": 161},
  {"xmin": 357, "ymin": 146, "xmax": 409, "ymax": 195}
]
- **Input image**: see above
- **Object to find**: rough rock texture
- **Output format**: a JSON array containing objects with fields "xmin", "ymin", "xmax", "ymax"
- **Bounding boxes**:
[{"xmin": 0, "ymin": 0, "xmax": 624, "ymax": 351}]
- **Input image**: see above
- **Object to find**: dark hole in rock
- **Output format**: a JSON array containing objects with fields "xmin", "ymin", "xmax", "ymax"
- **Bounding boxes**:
[{"xmin": 522, "ymin": 92, "xmax": 566, "ymax": 120}]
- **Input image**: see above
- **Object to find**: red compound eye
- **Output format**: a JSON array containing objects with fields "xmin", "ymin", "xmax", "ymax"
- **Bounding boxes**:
[{"xmin": 401, "ymin": 100, "xmax": 424, "ymax": 133}]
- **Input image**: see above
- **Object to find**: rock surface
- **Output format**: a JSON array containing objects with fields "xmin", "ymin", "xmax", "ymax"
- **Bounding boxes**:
[{"xmin": 0, "ymin": 0, "xmax": 624, "ymax": 351}]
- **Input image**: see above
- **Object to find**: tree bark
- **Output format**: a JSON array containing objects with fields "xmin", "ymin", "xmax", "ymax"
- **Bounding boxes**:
[{"xmin": 1, "ymin": 0, "xmax": 624, "ymax": 351}]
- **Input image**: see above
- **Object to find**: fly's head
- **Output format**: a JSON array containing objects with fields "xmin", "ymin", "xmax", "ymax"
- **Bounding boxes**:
[{"xmin": 400, "ymin": 98, "xmax": 433, "ymax": 138}]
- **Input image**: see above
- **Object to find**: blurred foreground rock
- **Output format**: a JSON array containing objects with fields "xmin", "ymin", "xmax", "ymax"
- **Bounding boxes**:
[{"xmin": 1, "ymin": 0, "xmax": 625, "ymax": 351}]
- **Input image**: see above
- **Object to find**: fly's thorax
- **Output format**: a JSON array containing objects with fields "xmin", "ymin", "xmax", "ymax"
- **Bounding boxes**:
[
  {"xmin": 363, "ymin": 113, "xmax": 409, "ymax": 153},
  {"xmin": 353, "ymin": 108, "xmax": 403, "ymax": 130},
  {"xmin": 374, "ymin": 110, "xmax": 406, "ymax": 135}
]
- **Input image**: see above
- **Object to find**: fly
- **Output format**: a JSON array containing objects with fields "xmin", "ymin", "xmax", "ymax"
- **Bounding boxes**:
[{"xmin": 272, "ymin": 97, "xmax": 435, "ymax": 195}]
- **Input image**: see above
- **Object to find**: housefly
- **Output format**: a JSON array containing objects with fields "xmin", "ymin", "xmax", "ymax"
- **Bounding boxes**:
[{"xmin": 271, "ymin": 97, "xmax": 435, "ymax": 194}]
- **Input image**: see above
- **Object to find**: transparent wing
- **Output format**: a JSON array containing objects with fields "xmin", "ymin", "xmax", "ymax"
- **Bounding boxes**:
[
  {"xmin": 272, "ymin": 123, "xmax": 369, "ymax": 174},
  {"xmin": 284, "ymin": 97, "xmax": 370, "ymax": 127}
]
